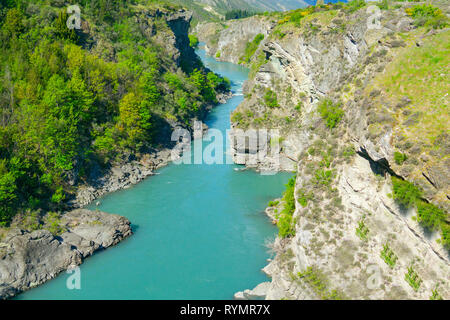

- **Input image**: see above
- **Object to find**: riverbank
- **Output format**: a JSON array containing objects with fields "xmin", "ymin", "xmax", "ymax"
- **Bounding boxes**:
[
  {"xmin": 0, "ymin": 209, "xmax": 131, "ymax": 299},
  {"xmin": 15, "ymin": 45, "xmax": 292, "ymax": 300},
  {"xmin": 0, "ymin": 88, "xmax": 232, "ymax": 300},
  {"xmin": 73, "ymin": 91, "xmax": 233, "ymax": 209}
]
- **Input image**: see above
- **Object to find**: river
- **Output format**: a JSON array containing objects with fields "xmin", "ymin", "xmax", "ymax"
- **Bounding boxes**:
[{"xmin": 16, "ymin": 47, "xmax": 292, "ymax": 300}]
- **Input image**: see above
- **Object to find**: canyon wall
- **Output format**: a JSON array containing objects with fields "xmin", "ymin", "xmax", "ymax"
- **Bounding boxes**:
[{"xmin": 202, "ymin": 3, "xmax": 450, "ymax": 299}]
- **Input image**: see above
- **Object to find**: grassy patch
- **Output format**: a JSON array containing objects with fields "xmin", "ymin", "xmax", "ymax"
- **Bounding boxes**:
[
  {"xmin": 374, "ymin": 30, "xmax": 449, "ymax": 150},
  {"xmin": 44, "ymin": 212, "xmax": 66, "ymax": 236}
]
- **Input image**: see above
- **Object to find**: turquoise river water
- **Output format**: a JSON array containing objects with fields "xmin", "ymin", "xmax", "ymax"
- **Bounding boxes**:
[{"xmin": 17, "ymin": 47, "xmax": 292, "ymax": 300}]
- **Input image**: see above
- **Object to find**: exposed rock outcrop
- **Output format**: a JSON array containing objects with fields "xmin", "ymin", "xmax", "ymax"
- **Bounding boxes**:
[
  {"xmin": 0, "ymin": 209, "xmax": 131, "ymax": 299},
  {"xmin": 194, "ymin": 16, "xmax": 275, "ymax": 64}
]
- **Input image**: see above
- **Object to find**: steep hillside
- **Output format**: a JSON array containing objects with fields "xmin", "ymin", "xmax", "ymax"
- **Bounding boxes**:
[
  {"xmin": 0, "ymin": 1, "xmax": 230, "ymax": 229},
  {"xmin": 204, "ymin": 1, "xmax": 450, "ymax": 299},
  {"xmin": 195, "ymin": 0, "xmax": 313, "ymax": 13},
  {"xmin": 0, "ymin": 0, "xmax": 233, "ymax": 299}
]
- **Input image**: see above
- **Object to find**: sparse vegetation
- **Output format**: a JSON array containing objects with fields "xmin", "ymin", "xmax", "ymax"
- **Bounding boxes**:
[
  {"xmin": 298, "ymin": 266, "xmax": 345, "ymax": 300},
  {"xmin": 405, "ymin": 266, "xmax": 422, "ymax": 291},
  {"xmin": 356, "ymin": 219, "xmax": 369, "ymax": 241},
  {"xmin": 44, "ymin": 212, "xmax": 66, "ymax": 236},
  {"xmin": 380, "ymin": 243, "xmax": 398, "ymax": 268},
  {"xmin": 430, "ymin": 286, "xmax": 443, "ymax": 300},
  {"xmin": 297, "ymin": 188, "xmax": 312, "ymax": 208}
]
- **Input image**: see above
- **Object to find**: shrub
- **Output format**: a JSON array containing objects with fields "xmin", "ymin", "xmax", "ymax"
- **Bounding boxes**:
[
  {"xmin": 278, "ymin": 213, "xmax": 295, "ymax": 238},
  {"xmin": 188, "ymin": 34, "xmax": 199, "ymax": 48},
  {"xmin": 380, "ymin": 243, "xmax": 398, "ymax": 268},
  {"xmin": 297, "ymin": 188, "xmax": 311, "ymax": 207},
  {"xmin": 430, "ymin": 287, "xmax": 443, "ymax": 300},
  {"xmin": 264, "ymin": 89, "xmax": 279, "ymax": 108},
  {"xmin": 277, "ymin": 176, "xmax": 297, "ymax": 238},
  {"xmin": 314, "ymin": 169, "xmax": 334, "ymax": 186},
  {"xmin": 406, "ymin": 5, "xmax": 448, "ymax": 29},
  {"xmin": 394, "ymin": 151, "xmax": 407, "ymax": 165},
  {"xmin": 298, "ymin": 266, "xmax": 345, "ymax": 300},
  {"xmin": 356, "ymin": 219, "xmax": 369, "ymax": 241},
  {"xmin": 268, "ymin": 200, "xmax": 279, "ymax": 207},
  {"xmin": 440, "ymin": 223, "xmax": 450, "ymax": 249},
  {"xmin": 231, "ymin": 112, "xmax": 243, "ymax": 123},
  {"xmin": 44, "ymin": 212, "xmax": 66, "ymax": 236},
  {"xmin": 391, "ymin": 176, "xmax": 422, "ymax": 208},
  {"xmin": 416, "ymin": 201, "xmax": 445, "ymax": 231},
  {"xmin": 318, "ymin": 99, "xmax": 344, "ymax": 129},
  {"xmin": 405, "ymin": 266, "xmax": 422, "ymax": 291}
]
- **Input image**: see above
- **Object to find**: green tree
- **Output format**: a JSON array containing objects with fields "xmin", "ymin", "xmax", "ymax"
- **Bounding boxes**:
[
  {"xmin": 2, "ymin": 7, "xmax": 24, "ymax": 37},
  {"xmin": 119, "ymin": 92, "xmax": 152, "ymax": 149},
  {"xmin": 54, "ymin": 9, "xmax": 78, "ymax": 42}
]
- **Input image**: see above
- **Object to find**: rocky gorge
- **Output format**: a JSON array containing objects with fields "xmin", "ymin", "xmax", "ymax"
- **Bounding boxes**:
[
  {"xmin": 196, "ymin": 1, "xmax": 450, "ymax": 299},
  {"xmin": 0, "ymin": 7, "xmax": 230, "ymax": 300},
  {"xmin": 0, "ymin": 209, "xmax": 131, "ymax": 299}
]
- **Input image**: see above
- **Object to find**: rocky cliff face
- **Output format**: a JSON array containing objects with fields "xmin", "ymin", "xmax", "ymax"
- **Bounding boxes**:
[
  {"xmin": 204, "ymin": 4, "xmax": 449, "ymax": 299},
  {"xmin": 0, "ymin": 209, "xmax": 131, "ymax": 299},
  {"xmin": 195, "ymin": 16, "xmax": 275, "ymax": 63}
]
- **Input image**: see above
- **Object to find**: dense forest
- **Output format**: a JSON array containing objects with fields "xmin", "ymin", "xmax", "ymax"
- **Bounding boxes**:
[
  {"xmin": 225, "ymin": 9, "xmax": 258, "ymax": 20},
  {"xmin": 0, "ymin": 0, "xmax": 230, "ymax": 225}
]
